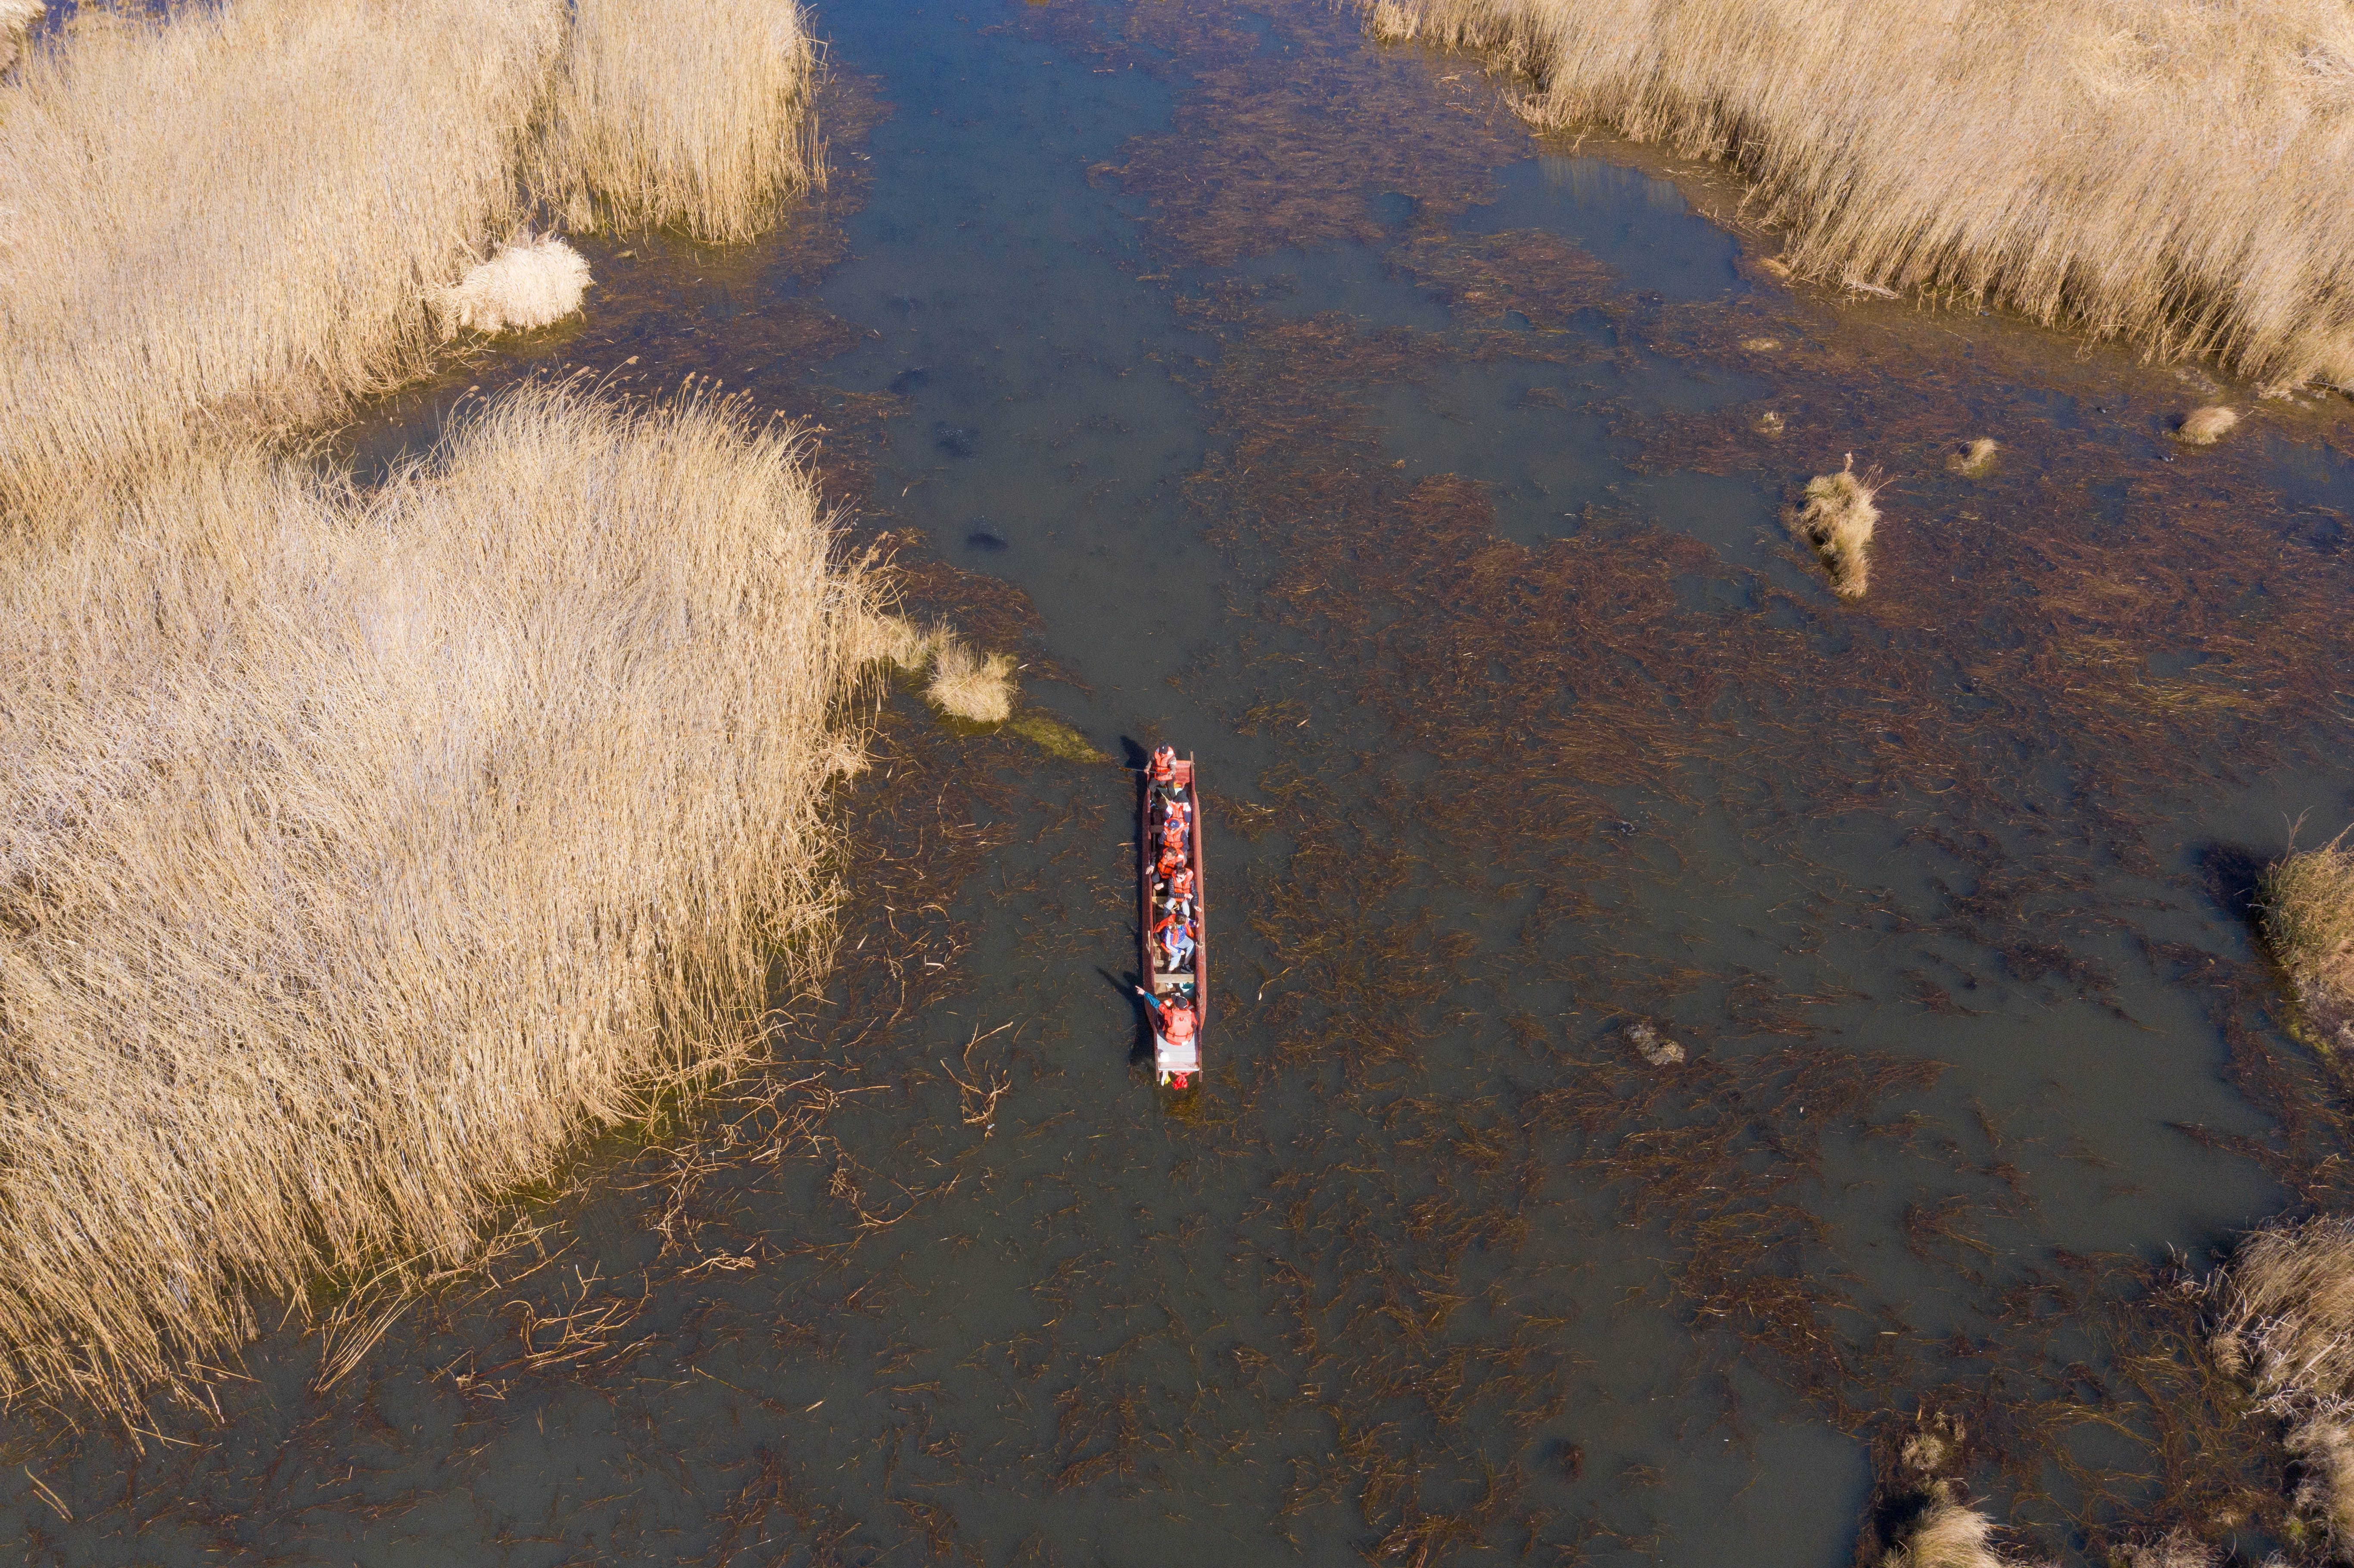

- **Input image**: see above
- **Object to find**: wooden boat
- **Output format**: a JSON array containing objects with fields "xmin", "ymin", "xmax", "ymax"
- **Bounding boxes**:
[{"xmin": 1139, "ymin": 752, "xmax": 1206, "ymax": 1089}]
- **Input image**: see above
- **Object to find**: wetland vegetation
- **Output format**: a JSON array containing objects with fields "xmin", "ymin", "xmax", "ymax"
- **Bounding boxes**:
[{"xmin": 1, "ymin": 0, "xmax": 2353, "ymax": 1564}]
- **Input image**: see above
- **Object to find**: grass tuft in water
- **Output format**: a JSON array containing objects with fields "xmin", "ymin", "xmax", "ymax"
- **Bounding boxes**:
[
  {"xmin": 1790, "ymin": 453, "xmax": 1881, "ymax": 598},
  {"xmin": 1947, "ymin": 437, "xmax": 1999, "ymax": 476},
  {"xmin": 2257, "ymin": 833, "xmax": 2354, "ymax": 1048},
  {"xmin": 2174, "ymin": 406, "xmax": 2239, "ymax": 445}
]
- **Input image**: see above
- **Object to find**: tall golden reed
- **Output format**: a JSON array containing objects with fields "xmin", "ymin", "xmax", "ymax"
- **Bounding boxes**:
[
  {"xmin": 1366, "ymin": 0, "xmax": 2354, "ymax": 387},
  {"xmin": 2215, "ymin": 1216, "xmax": 2354, "ymax": 1549},
  {"xmin": 2258, "ymin": 833, "xmax": 2354, "ymax": 1046},
  {"xmin": 1880, "ymin": 1500, "xmax": 2013, "ymax": 1568},
  {"xmin": 529, "ymin": 0, "xmax": 822, "ymax": 243},
  {"xmin": 0, "ymin": 384, "xmax": 882, "ymax": 1412},
  {"xmin": 0, "ymin": 0, "xmax": 568, "ymax": 523},
  {"xmin": 0, "ymin": 0, "xmax": 820, "ymax": 530}
]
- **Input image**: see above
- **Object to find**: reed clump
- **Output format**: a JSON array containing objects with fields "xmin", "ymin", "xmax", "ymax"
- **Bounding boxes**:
[
  {"xmin": 0, "ymin": 0, "xmax": 819, "ymax": 531},
  {"xmin": 1789, "ymin": 454, "xmax": 1880, "ymax": 598},
  {"xmin": 1881, "ymin": 1499, "xmax": 2015, "ymax": 1568},
  {"xmin": 0, "ymin": 383, "xmax": 891, "ymax": 1412},
  {"xmin": 2174, "ymin": 406, "xmax": 2239, "ymax": 445},
  {"xmin": 2214, "ymin": 1216, "xmax": 2354, "ymax": 1550},
  {"xmin": 2257, "ymin": 833, "xmax": 2354, "ymax": 1047},
  {"xmin": 527, "ymin": 0, "xmax": 820, "ymax": 244},
  {"xmin": 1947, "ymin": 437, "xmax": 1999, "ymax": 476},
  {"xmin": 440, "ymin": 235, "xmax": 593, "ymax": 336},
  {"xmin": 0, "ymin": 0, "xmax": 40, "ymax": 70},
  {"xmin": 925, "ymin": 638, "xmax": 1019, "ymax": 725},
  {"xmin": 1363, "ymin": 0, "xmax": 2354, "ymax": 388}
]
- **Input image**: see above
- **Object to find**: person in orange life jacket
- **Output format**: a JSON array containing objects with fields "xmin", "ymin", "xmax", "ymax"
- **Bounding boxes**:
[
  {"xmin": 1155, "ymin": 909, "xmax": 1196, "ymax": 971},
  {"xmin": 1160, "ymin": 862, "xmax": 1195, "ymax": 909},
  {"xmin": 1154, "ymin": 840, "xmax": 1187, "ymax": 890},
  {"xmin": 1158, "ymin": 801, "xmax": 1189, "ymax": 856},
  {"xmin": 1134, "ymin": 985, "xmax": 1197, "ymax": 1047},
  {"xmin": 1148, "ymin": 745, "xmax": 1177, "ymax": 788}
]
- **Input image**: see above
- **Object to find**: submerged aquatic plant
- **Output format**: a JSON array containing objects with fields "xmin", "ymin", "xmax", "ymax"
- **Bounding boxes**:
[
  {"xmin": 440, "ymin": 234, "xmax": 592, "ymax": 335},
  {"xmin": 1790, "ymin": 453, "xmax": 1881, "ymax": 598},
  {"xmin": 0, "ymin": 382, "xmax": 893, "ymax": 1413},
  {"xmin": 1004, "ymin": 714, "xmax": 1104, "ymax": 763}
]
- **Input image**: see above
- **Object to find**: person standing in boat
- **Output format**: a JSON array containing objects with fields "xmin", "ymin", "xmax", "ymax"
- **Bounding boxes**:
[{"xmin": 1134, "ymin": 983, "xmax": 1197, "ymax": 1051}]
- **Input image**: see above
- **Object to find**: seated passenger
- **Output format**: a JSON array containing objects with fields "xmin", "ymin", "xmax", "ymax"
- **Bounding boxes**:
[{"xmin": 1156, "ymin": 911, "xmax": 1197, "ymax": 972}]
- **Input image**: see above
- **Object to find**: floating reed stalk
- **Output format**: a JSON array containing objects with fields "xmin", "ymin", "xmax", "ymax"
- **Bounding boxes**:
[{"xmin": 0, "ymin": 383, "xmax": 891, "ymax": 1412}]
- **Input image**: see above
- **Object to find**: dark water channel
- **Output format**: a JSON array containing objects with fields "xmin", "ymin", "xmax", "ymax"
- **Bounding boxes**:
[{"xmin": 11, "ymin": 1, "xmax": 2354, "ymax": 1563}]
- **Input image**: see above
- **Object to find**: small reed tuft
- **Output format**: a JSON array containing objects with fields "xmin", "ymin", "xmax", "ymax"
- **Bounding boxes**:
[
  {"xmin": 2174, "ymin": 406, "xmax": 2239, "ymax": 445},
  {"xmin": 1947, "ymin": 437, "xmax": 1999, "ymax": 476},
  {"xmin": 1881, "ymin": 1499, "xmax": 2011, "ymax": 1568},
  {"xmin": 2257, "ymin": 832, "xmax": 2354, "ymax": 1045},
  {"xmin": 1790, "ymin": 452, "xmax": 1880, "ymax": 598},
  {"xmin": 925, "ymin": 636, "xmax": 1018, "ymax": 724},
  {"xmin": 1366, "ymin": 1, "xmax": 1420, "ymax": 41},
  {"xmin": 439, "ymin": 235, "xmax": 592, "ymax": 336}
]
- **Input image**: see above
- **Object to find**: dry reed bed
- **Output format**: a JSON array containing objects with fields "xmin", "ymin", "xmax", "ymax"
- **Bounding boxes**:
[
  {"xmin": 528, "ymin": 0, "xmax": 820, "ymax": 243},
  {"xmin": 2215, "ymin": 1217, "xmax": 2354, "ymax": 1552},
  {"xmin": 1365, "ymin": 0, "xmax": 2354, "ymax": 388},
  {"xmin": 2258, "ymin": 834, "xmax": 2354, "ymax": 1050},
  {"xmin": 0, "ymin": 0, "xmax": 817, "ymax": 529},
  {"xmin": 0, "ymin": 384, "xmax": 883, "ymax": 1411}
]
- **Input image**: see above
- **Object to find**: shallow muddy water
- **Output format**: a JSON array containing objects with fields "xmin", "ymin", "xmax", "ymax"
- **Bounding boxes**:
[{"xmin": 10, "ymin": 1, "xmax": 2354, "ymax": 1563}]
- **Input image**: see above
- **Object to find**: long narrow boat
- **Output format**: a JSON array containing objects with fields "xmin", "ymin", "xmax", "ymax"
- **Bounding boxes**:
[{"xmin": 1139, "ymin": 753, "xmax": 1207, "ymax": 1089}]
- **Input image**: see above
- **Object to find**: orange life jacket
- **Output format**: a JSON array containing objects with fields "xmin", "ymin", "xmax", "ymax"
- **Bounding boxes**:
[
  {"xmin": 1160, "ymin": 816, "xmax": 1186, "ymax": 851},
  {"xmin": 1149, "ymin": 746, "xmax": 1176, "ymax": 783},
  {"xmin": 1165, "ymin": 1004, "xmax": 1196, "ymax": 1042},
  {"xmin": 1166, "ymin": 866, "xmax": 1195, "ymax": 900}
]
